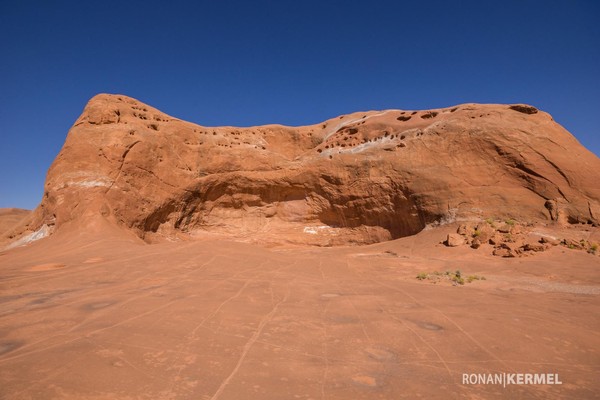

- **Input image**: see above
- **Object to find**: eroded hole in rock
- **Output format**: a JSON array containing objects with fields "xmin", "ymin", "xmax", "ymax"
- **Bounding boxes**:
[
  {"xmin": 421, "ymin": 111, "xmax": 438, "ymax": 119},
  {"xmin": 509, "ymin": 105, "xmax": 538, "ymax": 114}
]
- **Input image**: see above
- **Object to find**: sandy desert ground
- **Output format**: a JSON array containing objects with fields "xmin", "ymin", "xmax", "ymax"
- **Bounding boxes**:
[{"xmin": 0, "ymin": 215, "xmax": 598, "ymax": 399}]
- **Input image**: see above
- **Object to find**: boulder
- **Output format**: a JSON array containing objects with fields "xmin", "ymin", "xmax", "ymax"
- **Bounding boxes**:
[
  {"xmin": 493, "ymin": 247, "xmax": 515, "ymax": 258},
  {"xmin": 446, "ymin": 233, "xmax": 465, "ymax": 247},
  {"xmin": 540, "ymin": 236, "xmax": 560, "ymax": 246},
  {"xmin": 522, "ymin": 242, "xmax": 546, "ymax": 252}
]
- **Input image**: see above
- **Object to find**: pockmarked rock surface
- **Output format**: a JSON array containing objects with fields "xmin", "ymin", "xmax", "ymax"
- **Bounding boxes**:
[{"xmin": 4, "ymin": 94, "xmax": 600, "ymax": 246}]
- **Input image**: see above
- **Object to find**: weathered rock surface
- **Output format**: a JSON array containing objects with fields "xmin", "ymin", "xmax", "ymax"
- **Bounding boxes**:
[
  {"xmin": 4, "ymin": 94, "xmax": 600, "ymax": 246},
  {"xmin": 0, "ymin": 208, "xmax": 31, "ymax": 236},
  {"xmin": 445, "ymin": 218, "xmax": 598, "ymax": 257}
]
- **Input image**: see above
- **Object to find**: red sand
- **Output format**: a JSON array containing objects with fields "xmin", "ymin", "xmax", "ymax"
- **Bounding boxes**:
[{"xmin": 1, "ymin": 223, "xmax": 598, "ymax": 399}]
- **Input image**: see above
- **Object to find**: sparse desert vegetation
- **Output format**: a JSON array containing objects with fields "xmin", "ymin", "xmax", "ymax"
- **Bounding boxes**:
[{"xmin": 416, "ymin": 270, "xmax": 486, "ymax": 286}]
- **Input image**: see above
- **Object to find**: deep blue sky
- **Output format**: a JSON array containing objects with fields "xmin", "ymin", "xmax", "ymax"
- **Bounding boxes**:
[{"xmin": 1, "ymin": 1, "xmax": 599, "ymax": 209}]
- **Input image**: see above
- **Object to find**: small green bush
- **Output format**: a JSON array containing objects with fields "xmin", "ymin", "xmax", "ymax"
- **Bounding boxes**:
[
  {"xmin": 589, "ymin": 243, "xmax": 598, "ymax": 254},
  {"xmin": 449, "ymin": 270, "xmax": 464, "ymax": 285},
  {"xmin": 467, "ymin": 275, "xmax": 486, "ymax": 283},
  {"xmin": 416, "ymin": 270, "xmax": 484, "ymax": 285}
]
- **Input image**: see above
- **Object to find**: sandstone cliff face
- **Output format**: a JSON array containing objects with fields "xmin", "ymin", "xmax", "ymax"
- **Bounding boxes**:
[{"xmin": 7, "ymin": 94, "xmax": 600, "ymax": 245}]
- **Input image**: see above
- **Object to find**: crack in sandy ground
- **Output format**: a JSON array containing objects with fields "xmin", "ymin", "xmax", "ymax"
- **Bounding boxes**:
[
  {"xmin": 0, "ymin": 229, "xmax": 598, "ymax": 399},
  {"xmin": 209, "ymin": 284, "xmax": 291, "ymax": 400}
]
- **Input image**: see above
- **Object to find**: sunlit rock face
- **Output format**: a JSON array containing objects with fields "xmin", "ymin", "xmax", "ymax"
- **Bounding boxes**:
[{"xmin": 8, "ymin": 94, "xmax": 600, "ymax": 246}]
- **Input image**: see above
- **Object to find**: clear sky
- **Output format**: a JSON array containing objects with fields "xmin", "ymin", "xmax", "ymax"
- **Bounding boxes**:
[{"xmin": 1, "ymin": 1, "xmax": 599, "ymax": 209}]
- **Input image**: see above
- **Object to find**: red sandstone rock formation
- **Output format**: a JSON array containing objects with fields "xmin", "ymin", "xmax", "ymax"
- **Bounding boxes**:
[
  {"xmin": 0, "ymin": 208, "xmax": 30, "ymax": 236},
  {"xmin": 4, "ymin": 94, "xmax": 600, "ymax": 246}
]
